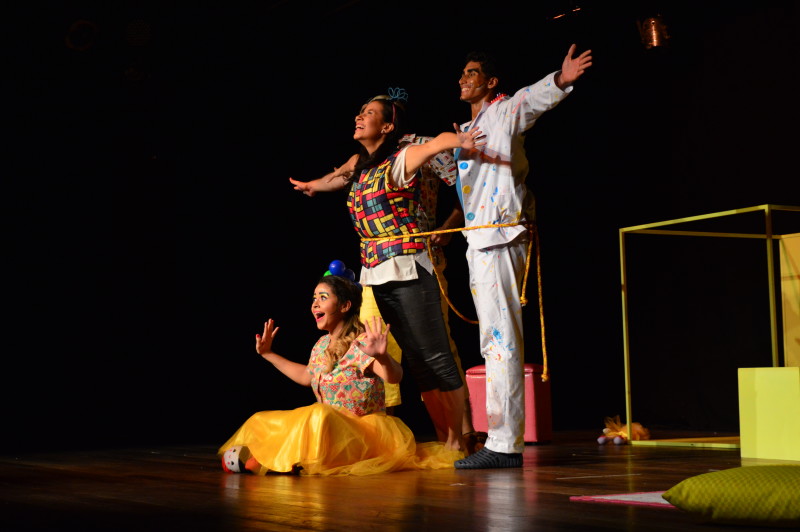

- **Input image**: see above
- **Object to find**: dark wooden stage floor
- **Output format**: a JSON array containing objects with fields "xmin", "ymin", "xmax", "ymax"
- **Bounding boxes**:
[{"xmin": 0, "ymin": 430, "xmax": 781, "ymax": 531}]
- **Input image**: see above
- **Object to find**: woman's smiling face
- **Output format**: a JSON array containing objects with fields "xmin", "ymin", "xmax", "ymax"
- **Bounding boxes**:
[{"xmin": 353, "ymin": 101, "xmax": 389, "ymax": 141}]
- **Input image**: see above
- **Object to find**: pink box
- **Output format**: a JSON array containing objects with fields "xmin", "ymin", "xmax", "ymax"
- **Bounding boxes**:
[{"xmin": 466, "ymin": 363, "xmax": 552, "ymax": 443}]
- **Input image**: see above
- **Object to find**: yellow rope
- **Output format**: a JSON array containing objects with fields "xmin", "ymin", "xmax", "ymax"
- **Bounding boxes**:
[
  {"xmin": 361, "ymin": 221, "xmax": 549, "ymax": 382},
  {"xmin": 425, "ymin": 236, "xmax": 479, "ymax": 326},
  {"xmin": 530, "ymin": 224, "xmax": 549, "ymax": 382}
]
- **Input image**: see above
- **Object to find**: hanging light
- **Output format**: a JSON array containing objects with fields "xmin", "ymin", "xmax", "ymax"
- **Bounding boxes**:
[
  {"xmin": 65, "ymin": 19, "xmax": 98, "ymax": 51},
  {"xmin": 549, "ymin": 5, "xmax": 582, "ymax": 21},
  {"xmin": 637, "ymin": 15, "xmax": 670, "ymax": 49}
]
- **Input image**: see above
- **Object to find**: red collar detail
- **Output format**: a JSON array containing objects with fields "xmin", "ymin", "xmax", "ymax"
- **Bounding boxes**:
[{"xmin": 489, "ymin": 93, "xmax": 508, "ymax": 105}]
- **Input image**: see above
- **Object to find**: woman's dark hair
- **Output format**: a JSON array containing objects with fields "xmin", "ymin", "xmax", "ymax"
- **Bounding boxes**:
[
  {"xmin": 317, "ymin": 274, "xmax": 363, "ymax": 317},
  {"xmin": 316, "ymin": 274, "xmax": 364, "ymax": 372},
  {"xmin": 351, "ymin": 96, "xmax": 408, "ymax": 179}
]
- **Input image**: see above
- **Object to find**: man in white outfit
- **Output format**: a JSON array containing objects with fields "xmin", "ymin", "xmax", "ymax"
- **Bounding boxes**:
[{"xmin": 453, "ymin": 45, "xmax": 593, "ymax": 469}]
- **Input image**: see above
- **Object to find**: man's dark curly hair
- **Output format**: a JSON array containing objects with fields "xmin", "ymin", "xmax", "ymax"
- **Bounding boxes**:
[{"xmin": 464, "ymin": 51, "xmax": 503, "ymax": 83}]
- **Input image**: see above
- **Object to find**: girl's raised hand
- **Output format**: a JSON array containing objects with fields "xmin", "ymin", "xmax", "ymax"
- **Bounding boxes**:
[
  {"xmin": 255, "ymin": 319, "xmax": 280, "ymax": 357},
  {"xmin": 363, "ymin": 315, "xmax": 390, "ymax": 359}
]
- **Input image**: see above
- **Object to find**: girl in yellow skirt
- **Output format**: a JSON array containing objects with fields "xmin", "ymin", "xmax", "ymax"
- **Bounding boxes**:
[{"xmin": 219, "ymin": 273, "xmax": 464, "ymax": 476}]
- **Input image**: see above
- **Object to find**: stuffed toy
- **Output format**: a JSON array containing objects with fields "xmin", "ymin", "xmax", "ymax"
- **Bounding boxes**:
[{"xmin": 597, "ymin": 415, "xmax": 650, "ymax": 445}]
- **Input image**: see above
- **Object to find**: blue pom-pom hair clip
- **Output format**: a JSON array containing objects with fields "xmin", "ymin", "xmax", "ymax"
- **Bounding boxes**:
[{"xmin": 324, "ymin": 259, "xmax": 359, "ymax": 287}]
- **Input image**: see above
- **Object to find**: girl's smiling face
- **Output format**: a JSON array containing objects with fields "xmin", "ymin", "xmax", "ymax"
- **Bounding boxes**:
[{"xmin": 311, "ymin": 282, "xmax": 351, "ymax": 334}]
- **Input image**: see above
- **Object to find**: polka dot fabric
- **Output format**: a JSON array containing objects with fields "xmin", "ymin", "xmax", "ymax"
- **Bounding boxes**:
[{"xmin": 662, "ymin": 465, "xmax": 800, "ymax": 527}]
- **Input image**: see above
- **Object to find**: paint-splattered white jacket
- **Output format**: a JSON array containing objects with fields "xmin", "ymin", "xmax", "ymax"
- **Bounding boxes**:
[{"xmin": 456, "ymin": 71, "xmax": 571, "ymax": 250}]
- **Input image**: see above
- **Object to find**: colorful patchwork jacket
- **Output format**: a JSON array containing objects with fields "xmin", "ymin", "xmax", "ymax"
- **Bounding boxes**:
[{"xmin": 347, "ymin": 149, "xmax": 425, "ymax": 268}]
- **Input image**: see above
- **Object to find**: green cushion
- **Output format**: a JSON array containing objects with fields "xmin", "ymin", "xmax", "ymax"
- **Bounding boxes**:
[{"xmin": 662, "ymin": 465, "xmax": 800, "ymax": 527}]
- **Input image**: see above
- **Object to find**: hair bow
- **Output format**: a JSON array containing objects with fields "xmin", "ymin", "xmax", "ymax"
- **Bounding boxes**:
[{"xmin": 387, "ymin": 87, "xmax": 409, "ymax": 103}]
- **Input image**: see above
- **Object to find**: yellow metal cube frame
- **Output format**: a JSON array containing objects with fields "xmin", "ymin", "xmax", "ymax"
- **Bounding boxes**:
[{"xmin": 618, "ymin": 204, "xmax": 800, "ymax": 448}]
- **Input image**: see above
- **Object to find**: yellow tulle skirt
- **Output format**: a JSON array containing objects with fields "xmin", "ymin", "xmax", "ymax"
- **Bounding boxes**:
[{"xmin": 218, "ymin": 403, "xmax": 463, "ymax": 476}]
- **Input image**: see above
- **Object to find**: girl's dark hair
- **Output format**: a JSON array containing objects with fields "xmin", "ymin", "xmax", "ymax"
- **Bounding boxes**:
[
  {"xmin": 316, "ymin": 274, "xmax": 364, "ymax": 373},
  {"xmin": 351, "ymin": 96, "xmax": 408, "ymax": 179}
]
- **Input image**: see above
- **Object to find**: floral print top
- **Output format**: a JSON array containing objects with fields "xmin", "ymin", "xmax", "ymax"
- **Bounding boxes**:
[{"xmin": 308, "ymin": 334, "xmax": 385, "ymax": 415}]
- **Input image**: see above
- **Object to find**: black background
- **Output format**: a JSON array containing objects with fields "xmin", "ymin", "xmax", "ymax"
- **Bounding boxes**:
[{"xmin": 7, "ymin": 1, "xmax": 799, "ymax": 452}]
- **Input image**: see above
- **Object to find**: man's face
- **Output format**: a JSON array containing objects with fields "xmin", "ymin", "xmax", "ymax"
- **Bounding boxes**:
[{"xmin": 459, "ymin": 61, "xmax": 492, "ymax": 102}]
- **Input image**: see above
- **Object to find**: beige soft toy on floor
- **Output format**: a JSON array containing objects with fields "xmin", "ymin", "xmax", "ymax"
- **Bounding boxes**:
[{"xmin": 597, "ymin": 415, "xmax": 650, "ymax": 445}]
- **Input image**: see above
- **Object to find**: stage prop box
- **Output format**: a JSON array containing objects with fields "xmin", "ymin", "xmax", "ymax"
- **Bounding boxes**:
[
  {"xmin": 738, "ymin": 367, "xmax": 800, "ymax": 462},
  {"xmin": 466, "ymin": 363, "xmax": 552, "ymax": 443}
]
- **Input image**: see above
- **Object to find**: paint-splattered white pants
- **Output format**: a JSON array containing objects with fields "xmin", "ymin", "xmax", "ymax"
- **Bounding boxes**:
[{"xmin": 466, "ymin": 237, "xmax": 527, "ymax": 454}]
